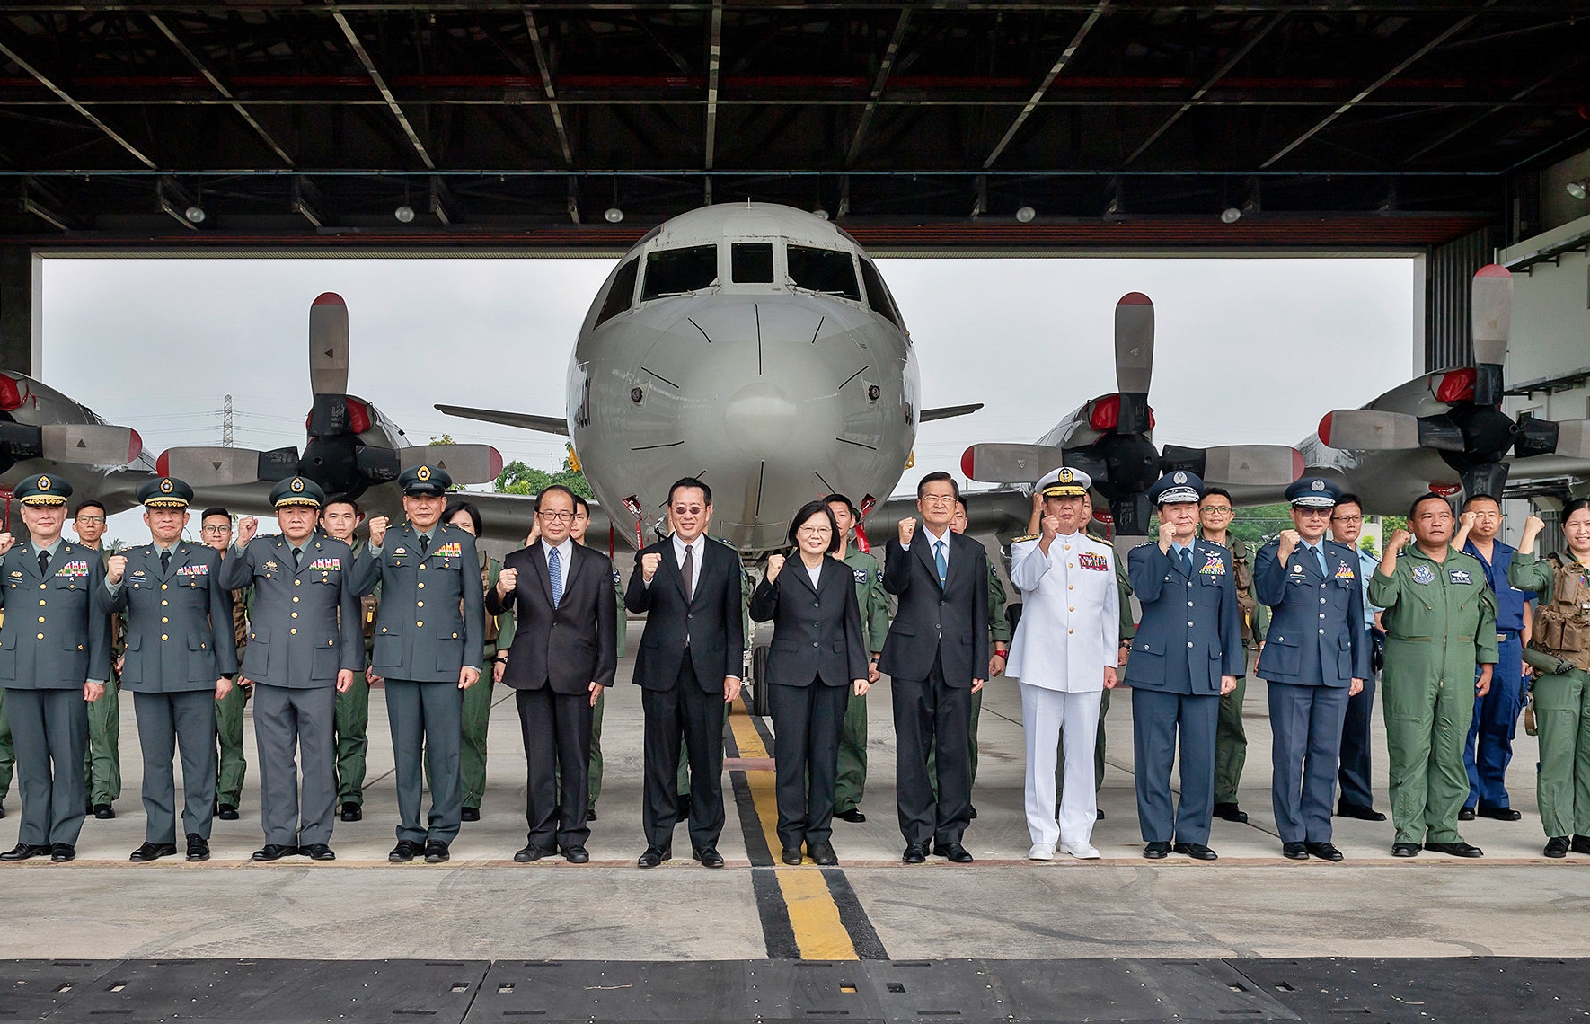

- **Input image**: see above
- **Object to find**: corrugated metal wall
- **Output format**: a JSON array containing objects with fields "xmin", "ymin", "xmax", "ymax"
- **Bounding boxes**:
[{"xmin": 1426, "ymin": 227, "xmax": 1497, "ymax": 372}]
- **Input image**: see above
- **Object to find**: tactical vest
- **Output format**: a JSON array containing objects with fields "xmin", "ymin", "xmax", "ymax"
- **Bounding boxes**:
[
  {"xmin": 1533, "ymin": 554, "xmax": 1590, "ymax": 671},
  {"xmin": 1231, "ymin": 542, "xmax": 1257, "ymax": 643}
]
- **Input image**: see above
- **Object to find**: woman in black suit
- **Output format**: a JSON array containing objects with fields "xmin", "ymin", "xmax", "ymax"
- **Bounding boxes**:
[{"xmin": 750, "ymin": 501, "xmax": 870, "ymax": 865}]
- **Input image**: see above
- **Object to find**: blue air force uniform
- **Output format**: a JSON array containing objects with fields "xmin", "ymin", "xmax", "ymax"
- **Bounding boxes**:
[
  {"xmin": 1254, "ymin": 478, "xmax": 1371, "ymax": 852},
  {"xmin": 1125, "ymin": 472, "xmax": 1245, "ymax": 853},
  {"xmin": 0, "ymin": 474, "xmax": 112, "ymax": 860},
  {"xmin": 1460, "ymin": 535, "xmax": 1535, "ymax": 815},
  {"xmin": 111, "ymin": 477, "xmax": 238, "ymax": 855}
]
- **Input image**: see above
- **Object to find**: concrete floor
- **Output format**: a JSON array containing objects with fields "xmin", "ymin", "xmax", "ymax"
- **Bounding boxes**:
[{"xmin": 3, "ymin": 619, "xmax": 1587, "ymax": 961}]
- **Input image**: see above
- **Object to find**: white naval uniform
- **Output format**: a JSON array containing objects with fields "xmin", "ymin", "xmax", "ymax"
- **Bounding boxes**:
[{"xmin": 1006, "ymin": 529, "xmax": 1120, "ymax": 847}]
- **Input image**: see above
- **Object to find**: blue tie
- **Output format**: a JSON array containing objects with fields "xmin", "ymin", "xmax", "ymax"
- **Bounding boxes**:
[
  {"xmin": 934, "ymin": 540, "xmax": 947, "ymax": 585},
  {"xmin": 1308, "ymin": 544, "xmax": 1326, "ymax": 577},
  {"xmin": 1181, "ymin": 547, "xmax": 1193, "ymax": 576},
  {"xmin": 548, "ymin": 546, "xmax": 563, "ymax": 609}
]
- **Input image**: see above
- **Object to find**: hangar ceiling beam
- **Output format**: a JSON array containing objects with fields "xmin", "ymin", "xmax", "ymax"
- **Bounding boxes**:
[
  {"xmin": 982, "ymin": 0, "xmax": 1110, "ymax": 169},
  {"xmin": 523, "ymin": 10, "xmax": 572, "ymax": 166},
  {"xmin": 1260, "ymin": 7, "xmax": 1489, "ymax": 169},
  {"xmin": 1402, "ymin": 49, "xmax": 1590, "ymax": 166},
  {"xmin": 845, "ymin": 9, "xmax": 912, "ymax": 168},
  {"xmin": 146, "ymin": 14, "xmax": 294, "ymax": 167},
  {"xmin": 1123, "ymin": 11, "xmax": 1284, "ymax": 167},
  {"xmin": 703, "ymin": 0, "xmax": 723, "ymax": 171},
  {"xmin": 0, "ymin": 27, "xmax": 156, "ymax": 170},
  {"xmin": 327, "ymin": 4, "xmax": 436, "ymax": 170}
]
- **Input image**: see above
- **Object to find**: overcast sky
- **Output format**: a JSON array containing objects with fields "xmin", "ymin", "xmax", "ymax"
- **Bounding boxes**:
[{"xmin": 41, "ymin": 255, "xmax": 1416, "ymax": 540}]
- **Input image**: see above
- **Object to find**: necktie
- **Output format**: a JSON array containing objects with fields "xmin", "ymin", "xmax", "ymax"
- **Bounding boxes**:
[
  {"xmin": 548, "ymin": 546, "xmax": 563, "ymax": 609},
  {"xmin": 1181, "ymin": 547, "xmax": 1194, "ymax": 576},
  {"xmin": 934, "ymin": 540, "xmax": 948, "ymax": 584},
  {"xmin": 419, "ymin": 534, "xmax": 430, "ymax": 555},
  {"xmin": 38, "ymin": 550, "xmax": 49, "ymax": 578},
  {"xmin": 293, "ymin": 547, "xmax": 303, "ymax": 569},
  {"xmin": 160, "ymin": 550, "xmax": 170, "ymax": 574},
  {"xmin": 1309, "ymin": 544, "xmax": 1326, "ymax": 577},
  {"xmin": 681, "ymin": 542, "xmax": 695, "ymax": 603}
]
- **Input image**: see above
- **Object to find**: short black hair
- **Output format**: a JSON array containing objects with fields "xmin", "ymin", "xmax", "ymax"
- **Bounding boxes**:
[
  {"xmin": 322, "ymin": 494, "xmax": 363, "ymax": 517},
  {"xmin": 1201, "ymin": 487, "xmax": 1233, "ymax": 504},
  {"xmin": 573, "ymin": 494, "xmax": 590, "ymax": 514},
  {"xmin": 1408, "ymin": 492, "xmax": 1453, "ymax": 519},
  {"xmin": 200, "ymin": 507, "xmax": 231, "ymax": 523},
  {"xmin": 1563, "ymin": 498, "xmax": 1590, "ymax": 524},
  {"xmin": 787, "ymin": 500, "xmax": 841, "ymax": 554},
  {"xmin": 535, "ymin": 484, "xmax": 578, "ymax": 512},
  {"xmin": 916, "ymin": 471, "xmax": 959, "ymax": 500},
  {"xmin": 824, "ymin": 492, "xmax": 857, "ymax": 515},
  {"xmin": 73, "ymin": 499, "xmax": 106, "ymax": 516},
  {"xmin": 1334, "ymin": 492, "xmax": 1364, "ymax": 514},
  {"xmin": 444, "ymin": 500, "xmax": 482, "ymax": 536},
  {"xmin": 668, "ymin": 477, "xmax": 712, "ymax": 506},
  {"xmin": 1462, "ymin": 493, "xmax": 1501, "ymax": 511}
]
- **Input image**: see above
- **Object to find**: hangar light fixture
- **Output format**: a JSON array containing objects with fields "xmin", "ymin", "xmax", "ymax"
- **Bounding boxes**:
[
  {"xmin": 604, "ymin": 207, "xmax": 625, "ymax": 223},
  {"xmin": 1569, "ymin": 179, "xmax": 1588, "ymax": 200},
  {"xmin": 184, "ymin": 205, "xmax": 206, "ymax": 224},
  {"xmin": 394, "ymin": 205, "xmax": 415, "ymax": 223},
  {"xmin": 1221, "ymin": 206, "xmax": 1242, "ymax": 224},
  {"xmin": 1015, "ymin": 205, "xmax": 1036, "ymax": 223}
]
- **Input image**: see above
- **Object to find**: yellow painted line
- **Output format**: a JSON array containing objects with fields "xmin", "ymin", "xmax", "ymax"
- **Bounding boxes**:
[{"xmin": 728, "ymin": 700, "xmax": 859, "ymax": 961}]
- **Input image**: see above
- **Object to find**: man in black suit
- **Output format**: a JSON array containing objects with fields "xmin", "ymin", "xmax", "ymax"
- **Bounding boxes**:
[
  {"xmin": 880, "ymin": 471, "xmax": 989, "ymax": 863},
  {"xmin": 625, "ymin": 477, "xmax": 745, "ymax": 869},
  {"xmin": 487, "ymin": 485, "xmax": 616, "ymax": 864}
]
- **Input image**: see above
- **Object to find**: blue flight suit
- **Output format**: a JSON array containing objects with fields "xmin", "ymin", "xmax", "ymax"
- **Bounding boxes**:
[
  {"xmin": 1461, "ymin": 537, "xmax": 1534, "ymax": 812},
  {"xmin": 1255, "ymin": 538, "xmax": 1371, "ymax": 844},
  {"xmin": 1125, "ymin": 540, "xmax": 1245, "ymax": 846}
]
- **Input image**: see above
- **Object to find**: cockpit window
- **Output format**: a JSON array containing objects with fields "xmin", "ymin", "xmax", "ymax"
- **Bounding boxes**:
[
  {"xmin": 858, "ymin": 258, "xmax": 901, "ymax": 328},
  {"xmin": 640, "ymin": 244, "xmax": 718, "ymax": 300},
  {"xmin": 787, "ymin": 244, "xmax": 861, "ymax": 302},
  {"xmin": 594, "ymin": 257, "xmax": 639, "ymax": 327},
  {"xmin": 731, "ymin": 242, "xmax": 774, "ymax": 284}
]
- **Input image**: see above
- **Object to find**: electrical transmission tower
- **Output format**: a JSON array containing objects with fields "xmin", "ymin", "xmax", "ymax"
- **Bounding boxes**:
[{"xmin": 222, "ymin": 394, "xmax": 234, "ymax": 447}]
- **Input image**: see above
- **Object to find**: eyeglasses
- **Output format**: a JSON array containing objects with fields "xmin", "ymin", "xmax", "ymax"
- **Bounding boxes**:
[
  {"xmin": 537, "ymin": 510, "xmax": 574, "ymax": 521},
  {"xmin": 1330, "ymin": 514, "xmax": 1363, "ymax": 524},
  {"xmin": 1469, "ymin": 511, "xmax": 1501, "ymax": 520},
  {"xmin": 1200, "ymin": 506, "xmax": 1232, "ymax": 515},
  {"xmin": 920, "ymin": 494, "xmax": 957, "ymax": 506},
  {"xmin": 797, "ymin": 525, "xmax": 830, "ymax": 536},
  {"xmin": 201, "ymin": 525, "xmax": 233, "ymax": 535},
  {"xmin": 671, "ymin": 505, "xmax": 706, "ymax": 517},
  {"xmin": 75, "ymin": 516, "xmax": 105, "ymax": 525}
]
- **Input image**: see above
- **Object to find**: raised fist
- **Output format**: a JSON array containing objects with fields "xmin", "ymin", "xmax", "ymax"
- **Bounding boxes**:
[
  {"xmin": 0, "ymin": 533, "xmax": 13, "ymax": 556},
  {"xmin": 366, "ymin": 515, "xmax": 389, "ymax": 547},
  {"xmin": 1459, "ymin": 510, "xmax": 1477, "ymax": 531},
  {"xmin": 1385, "ymin": 528, "xmax": 1410, "ymax": 552},
  {"xmin": 106, "ymin": 554, "xmax": 127, "ymax": 584},
  {"xmin": 898, "ymin": 517, "xmax": 917, "ymax": 546},
  {"xmin": 1040, "ymin": 514, "xmax": 1061, "ymax": 542},
  {"xmin": 1522, "ymin": 514, "xmax": 1545, "ymax": 538},
  {"xmin": 640, "ymin": 551, "xmax": 662, "ymax": 581},
  {"xmin": 766, "ymin": 553, "xmax": 785, "ymax": 581},
  {"xmin": 236, "ymin": 516, "xmax": 258, "ymax": 546},
  {"xmin": 497, "ymin": 566, "xmax": 518, "ymax": 595},
  {"xmin": 1277, "ymin": 529, "xmax": 1301, "ymax": 563},
  {"xmin": 1158, "ymin": 521, "xmax": 1177, "ymax": 547}
]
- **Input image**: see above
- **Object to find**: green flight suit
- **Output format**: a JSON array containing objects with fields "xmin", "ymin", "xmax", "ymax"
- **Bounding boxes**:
[
  {"xmin": 1508, "ymin": 551, "xmax": 1590, "ymax": 840},
  {"xmin": 460, "ymin": 552, "xmax": 514, "ymax": 811},
  {"xmin": 335, "ymin": 539, "xmax": 373, "ymax": 809},
  {"xmin": 1058, "ymin": 534, "xmax": 1136, "ymax": 797},
  {"xmin": 215, "ymin": 584, "xmax": 250, "ymax": 809},
  {"xmin": 1210, "ymin": 536, "xmax": 1269, "ymax": 806},
  {"xmin": 585, "ymin": 560, "xmax": 626, "ymax": 812},
  {"xmin": 82, "ymin": 545, "xmax": 122, "ymax": 809},
  {"xmin": 835, "ymin": 545, "xmax": 890, "ymax": 815},
  {"xmin": 1369, "ymin": 544, "xmax": 1497, "ymax": 845}
]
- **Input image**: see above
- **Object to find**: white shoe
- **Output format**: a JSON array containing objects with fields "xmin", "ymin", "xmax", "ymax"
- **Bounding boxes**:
[
  {"xmin": 1061, "ymin": 840, "xmax": 1100, "ymax": 860},
  {"xmin": 1027, "ymin": 842, "xmax": 1056, "ymax": 861}
]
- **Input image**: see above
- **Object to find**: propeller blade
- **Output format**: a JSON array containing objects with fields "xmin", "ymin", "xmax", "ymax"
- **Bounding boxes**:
[
  {"xmin": 1115, "ymin": 292, "xmax": 1153, "ymax": 434},
  {"xmin": 309, "ymin": 292, "xmax": 350, "ymax": 397},
  {"xmin": 1200, "ymin": 445, "xmax": 1304, "ymax": 487},
  {"xmin": 39, "ymin": 425, "xmax": 142, "ymax": 466},
  {"xmin": 159, "ymin": 446, "xmax": 298, "ymax": 486},
  {"xmin": 398, "ymin": 444, "xmax": 505, "ymax": 485},
  {"xmin": 1551, "ymin": 420, "xmax": 1590, "ymax": 461},
  {"xmin": 1471, "ymin": 265, "xmax": 1511, "ymax": 405},
  {"xmin": 960, "ymin": 443, "xmax": 1065, "ymax": 483},
  {"xmin": 1318, "ymin": 410, "xmax": 1422, "ymax": 451}
]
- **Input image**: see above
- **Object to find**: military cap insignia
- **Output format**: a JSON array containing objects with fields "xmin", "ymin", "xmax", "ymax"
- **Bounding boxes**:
[
  {"xmin": 1057, "ymin": 468, "xmax": 1074, "ymax": 483},
  {"xmin": 417, "ymin": 466, "xmax": 432, "ymax": 482},
  {"xmin": 1311, "ymin": 479, "xmax": 1325, "ymax": 491},
  {"xmin": 1173, "ymin": 472, "xmax": 1186, "ymax": 484},
  {"xmin": 160, "ymin": 478, "xmax": 174, "ymax": 493},
  {"xmin": 291, "ymin": 478, "xmax": 305, "ymax": 492},
  {"xmin": 37, "ymin": 475, "xmax": 50, "ymax": 490}
]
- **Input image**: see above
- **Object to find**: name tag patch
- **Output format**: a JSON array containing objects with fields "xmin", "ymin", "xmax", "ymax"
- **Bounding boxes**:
[
  {"xmin": 309, "ymin": 557, "xmax": 340, "ymax": 572},
  {"xmin": 55, "ymin": 560, "xmax": 88, "ymax": 578},
  {"xmin": 1449, "ymin": 569, "xmax": 1473, "ymax": 585},
  {"xmin": 1078, "ymin": 552, "xmax": 1110, "ymax": 571},
  {"xmin": 1412, "ymin": 565, "xmax": 1435, "ymax": 585},
  {"xmin": 433, "ymin": 542, "xmax": 462, "ymax": 559}
]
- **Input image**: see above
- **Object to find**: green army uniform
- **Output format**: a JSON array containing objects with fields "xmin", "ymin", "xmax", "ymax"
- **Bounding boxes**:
[
  {"xmin": 834, "ymin": 544, "xmax": 890, "ymax": 816},
  {"xmin": 1508, "ymin": 551, "xmax": 1590, "ymax": 843},
  {"xmin": 82, "ymin": 545, "xmax": 122, "ymax": 813},
  {"xmin": 1368, "ymin": 544, "xmax": 1497, "ymax": 846},
  {"xmin": 583, "ymin": 562, "xmax": 626, "ymax": 814},
  {"xmin": 1211, "ymin": 536, "xmax": 1269, "ymax": 809},
  {"xmin": 1058, "ymin": 532, "xmax": 1136, "ymax": 798},
  {"xmin": 460, "ymin": 550, "xmax": 514, "ymax": 813},
  {"xmin": 215, "ymin": 584, "xmax": 250, "ymax": 812},
  {"xmin": 335, "ymin": 538, "xmax": 374, "ymax": 815}
]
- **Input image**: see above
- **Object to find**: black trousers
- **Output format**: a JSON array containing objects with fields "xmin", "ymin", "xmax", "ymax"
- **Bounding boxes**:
[
  {"xmin": 770, "ymin": 679, "xmax": 850, "ymax": 851},
  {"xmin": 516, "ymin": 685, "xmax": 595, "ymax": 851},
  {"xmin": 641, "ymin": 658, "xmax": 725, "ymax": 852},
  {"xmin": 891, "ymin": 653, "xmax": 973, "ymax": 847}
]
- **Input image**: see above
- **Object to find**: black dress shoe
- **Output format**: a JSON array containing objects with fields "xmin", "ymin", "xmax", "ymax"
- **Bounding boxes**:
[
  {"xmin": 1306, "ymin": 842, "xmax": 1344, "ymax": 862},
  {"xmin": 515, "ymin": 845, "xmax": 556, "ymax": 863},
  {"xmin": 586, "ymin": 807, "xmax": 598, "ymax": 821},
  {"xmin": 1478, "ymin": 805, "xmax": 1522, "ymax": 821},
  {"xmin": 1143, "ymin": 841, "xmax": 1170, "ymax": 860},
  {"xmin": 1173, "ymin": 842, "xmax": 1218, "ymax": 861},
  {"xmin": 1096, "ymin": 807, "xmax": 1106, "ymax": 821},
  {"xmin": 0, "ymin": 801, "xmax": 6, "ymax": 818},
  {"xmin": 185, "ymin": 835, "xmax": 210, "ymax": 862},
  {"xmin": 781, "ymin": 847, "xmax": 803, "ymax": 865},
  {"xmin": 460, "ymin": 807, "xmax": 480, "ymax": 823},
  {"xmin": 933, "ymin": 842, "xmax": 974, "ymax": 863},
  {"xmin": 129, "ymin": 842, "xmax": 177, "ymax": 862},
  {"xmin": 837, "ymin": 808, "xmax": 866, "ymax": 823},
  {"xmin": 0, "ymin": 843, "xmax": 51, "ymax": 861},
  {"xmin": 808, "ymin": 841, "xmax": 838, "ymax": 866},
  {"xmin": 1457, "ymin": 806, "xmax": 1476, "ymax": 821},
  {"xmin": 302, "ymin": 843, "xmax": 336, "ymax": 862},
  {"xmin": 217, "ymin": 805, "xmax": 240, "ymax": 821},
  {"xmin": 388, "ymin": 840, "xmax": 422, "ymax": 863},
  {"xmin": 969, "ymin": 805, "xmax": 977, "ymax": 820},
  {"xmin": 1391, "ymin": 842, "xmax": 1420, "ymax": 857},
  {"xmin": 340, "ymin": 802, "xmax": 362, "ymax": 822},
  {"xmin": 903, "ymin": 843, "xmax": 927, "ymax": 864},
  {"xmin": 1546, "ymin": 836, "xmax": 1571, "ymax": 858},
  {"xmin": 637, "ymin": 845, "xmax": 671, "ymax": 869},
  {"xmin": 1337, "ymin": 802, "xmax": 1387, "ymax": 821},
  {"xmin": 252, "ymin": 843, "xmax": 297, "ymax": 862},
  {"xmin": 50, "ymin": 843, "xmax": 75, "ymax": 862},
  {"xmin": 1214, "ymin": 802, "xmax": 1248, "ymax": 824},
  {"xmin": 93, "ymin": 803, "xmax": 115, "ymax": 820},
  {"xmin": 1282, "ymin": 842, "xmax": 1310, "ymax": 861},
  {"xmin": 1572, "ymin": 835, "xmax": 1590, "ymax": 855},
  {"xmin": 561, "ymin": 845, "xmax": 588, "ymax": 864},
  {"xmin": 693, "ymin": 847, "xmax": 725, "ymax": 868},
  {"xmin": 422, "ymin": 841, "xmax": 449, "ymax": 864},
  {"xmin": 1425, "ymin": 841, "xmax": 1483, "ymax": 858}
]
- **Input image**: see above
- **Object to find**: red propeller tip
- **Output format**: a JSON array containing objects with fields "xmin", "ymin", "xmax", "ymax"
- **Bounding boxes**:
[
  {"xmin": 155, "ymin": 449, "xmax": 169, "ymax": 476},
  {"xmin": 1473, "ymin": 264, "xmax": 1510, "ymax": 279},
  {"xmin": 1117, "ymin": 292, "xmax": 1152, "ymax": 305},
  {"xmin": 1292, "ymin": 448, "xmax": 1305, "ymax": 480},
  {"xmin": 488, "ymin": 447, "xmax": 504, "ymax": 478},
  {"xmin": 312, "ymin": 292, "xmax": 346, "ymax": 306},
  {"xmin": 127, "ymin": 429, "xmax": 143, "ymax": 464},
  {"xmin": 1317, "ymin": 412, "xmax": 1334, "ymax": 448},
  {"xmin": 960, "ymin": 447, "xmax": 976, "ymax": 479}
]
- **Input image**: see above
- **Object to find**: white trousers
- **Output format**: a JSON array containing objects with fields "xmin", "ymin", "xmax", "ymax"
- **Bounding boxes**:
[{"xmin": 1020, "ymin": 682, "xmax": 1102, "ymax": 846}]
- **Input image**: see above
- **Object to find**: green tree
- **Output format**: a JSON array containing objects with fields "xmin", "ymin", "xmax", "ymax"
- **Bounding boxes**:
[{"xmin": 495, "ymin": 455, "xmax": 594, "ymax": 499}]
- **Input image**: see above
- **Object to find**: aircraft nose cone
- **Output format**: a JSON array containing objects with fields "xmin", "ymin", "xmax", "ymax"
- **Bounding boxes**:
[{"xmin": 723, "ymin": 381, "xmax": 799, "ymax": 458}]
